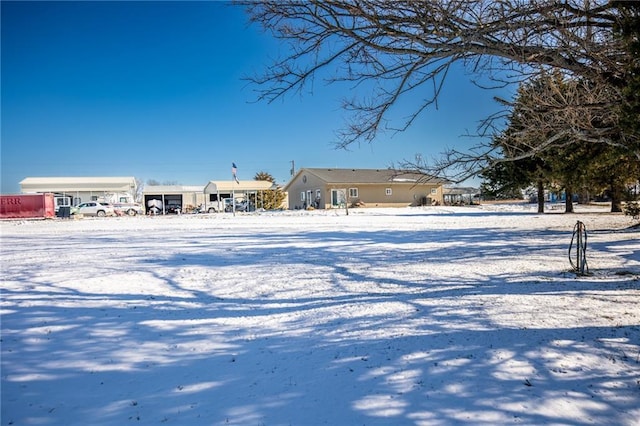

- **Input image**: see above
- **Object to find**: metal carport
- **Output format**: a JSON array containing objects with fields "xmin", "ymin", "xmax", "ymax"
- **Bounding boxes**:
[{"xmin": 204, "ymin": 180, "xmax": 274, "ymax": 212}]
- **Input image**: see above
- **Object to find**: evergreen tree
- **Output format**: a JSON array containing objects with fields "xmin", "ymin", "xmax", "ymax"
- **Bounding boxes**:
[
  {"xmin": 484, "ymin": 77, "xmax": 562, "ymax": 213},
  {"xmin": 253, "ymin": 172, "xmax": 286, "ymax": 210},
  {"xmin": 580, "ymin": 144, "xmax": 640, "ymax": 212},
  {"xmin": 615, "ymin": 2, "xmax": 640, "ymax": 159}
]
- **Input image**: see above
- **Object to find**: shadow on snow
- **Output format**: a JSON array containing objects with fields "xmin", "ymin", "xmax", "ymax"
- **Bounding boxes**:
[{"xmin": 2, "ymin": 223, "xmax": 639, "ymax": 425}]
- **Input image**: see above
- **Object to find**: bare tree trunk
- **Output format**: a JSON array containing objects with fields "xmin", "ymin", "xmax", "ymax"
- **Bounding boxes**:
[
  {"xmin": 565, "ymin": 186, "xmax": 575, "ymax": 213},
  {"xmin": 610, "ymin": 180, "xmax": 623, "ymax": 212},
  {"xmin": 537, "ymin": 180, "xmax": 545, "ymax": 213}
]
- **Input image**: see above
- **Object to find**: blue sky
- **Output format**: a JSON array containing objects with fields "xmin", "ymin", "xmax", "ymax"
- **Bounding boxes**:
[{"xmin": 1, "ymin": 1, "xmax": 509, "ymax": 193}]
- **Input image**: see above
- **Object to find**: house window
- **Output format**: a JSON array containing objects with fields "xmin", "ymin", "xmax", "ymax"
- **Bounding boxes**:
[
  {"xmin": 349, "ymin": 188, "xmax": 358, "ymax": 198},
  {"xmin": 331, "ymin": 189, "xmax": 346, "ymax": 207},
  {"xmin": 385, "ymin": 188, "xmax": 392, "ymax": 196},
  {"xmin": 431, "ymin": 188, "xmax": 437, "ymax": 194},
  {"xmin": 300, "ymin": 192, "xmax": 306, "ymax": 202}
]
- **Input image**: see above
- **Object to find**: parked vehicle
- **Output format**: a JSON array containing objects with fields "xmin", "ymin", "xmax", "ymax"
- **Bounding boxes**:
[
  {"xmin": 236, "ymin": 200, "xmax": 252, "ymax": 212},
  {"xmin": 166, "ymin": 204, "xmax": 182, "ymax": 214},
  {"xmin": 98, "ymin": 192, "xmax": 142, "ymax": 215},
  {"xmin": 192, "ymin": 204, "xmax": 212, "ymax": 214},
  {"xmin": 73, "ymin": 201, "xmax": 115, "ymax": 217},
  {"xmin": 224, "ymin": 199, "xmax": 252, "ymax": 212},
  {"xmin": 147, "ymin": 199, "xmax": 162, "ymax": 215},
  {"xmin": 113, "ymin": 202, "xmax": 144, "ymax": 216}
]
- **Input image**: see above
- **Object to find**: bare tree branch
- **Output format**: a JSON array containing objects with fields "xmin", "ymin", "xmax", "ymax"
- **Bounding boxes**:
[{"xmin": 238, "ymin": 0, "xmax": 638, "ymax": 180}]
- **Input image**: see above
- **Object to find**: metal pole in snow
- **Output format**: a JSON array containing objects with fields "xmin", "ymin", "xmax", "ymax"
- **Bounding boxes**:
[
  {"xmin": 232, "ymin": 163, "xmax": 237, "ymax": 216},
  {"xmin": 578, "ymin": 221, "xmax": 587, "ymax": 275},
  {"xmin": 576, "ymin": 222, "xmax": 582, "ymax": 273}
]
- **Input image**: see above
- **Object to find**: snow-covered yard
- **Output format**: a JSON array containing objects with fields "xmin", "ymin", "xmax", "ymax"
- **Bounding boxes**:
[{"xmin": 1, "ymin": 205, "xmax": 639, "ymax": 425}]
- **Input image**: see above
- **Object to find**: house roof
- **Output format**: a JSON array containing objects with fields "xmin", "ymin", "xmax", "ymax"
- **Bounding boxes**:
[
  {"xmin": 285, "ymin": 168, "xmax": 446, "ymax": 190},
  {"xmin": 20, "ymin": 176, "xmax": 137, "ymax": 193}
]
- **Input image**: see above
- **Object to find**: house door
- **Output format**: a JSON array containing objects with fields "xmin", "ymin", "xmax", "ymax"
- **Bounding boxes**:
[{"xmin": 331, "ymin": 189, "xmax": 346, "ymax": 207}]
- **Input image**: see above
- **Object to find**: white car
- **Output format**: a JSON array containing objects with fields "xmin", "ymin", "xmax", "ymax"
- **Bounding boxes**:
[{"xmin": 73, "ymin": 202, "xmax": 115, "ymax": 217}]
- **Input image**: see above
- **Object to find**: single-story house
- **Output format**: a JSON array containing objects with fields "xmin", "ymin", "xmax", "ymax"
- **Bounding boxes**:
[
  {"xmin": 283, "ymin": 168, "xmax": 447, "ymax": 210},
  {"xmin": 19, "ymin": 176, "xmax": 138, "ymax": 206}
]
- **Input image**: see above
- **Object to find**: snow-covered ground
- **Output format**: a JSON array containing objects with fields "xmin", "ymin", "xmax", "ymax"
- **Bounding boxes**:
[{"xmin": 1, "ymin": 204, "xmax": 639, "ymax": 426}]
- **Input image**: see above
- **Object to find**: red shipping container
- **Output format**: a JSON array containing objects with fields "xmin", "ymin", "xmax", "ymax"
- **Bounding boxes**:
[{"xmin": 0, "ymin": 193, "xmax": 55, "ymax": 219}]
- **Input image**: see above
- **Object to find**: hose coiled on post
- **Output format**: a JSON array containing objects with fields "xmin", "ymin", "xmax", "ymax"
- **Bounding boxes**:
[{"xmin": 568, "ymin": 220, "xmax": 588, "ymax": 275}]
